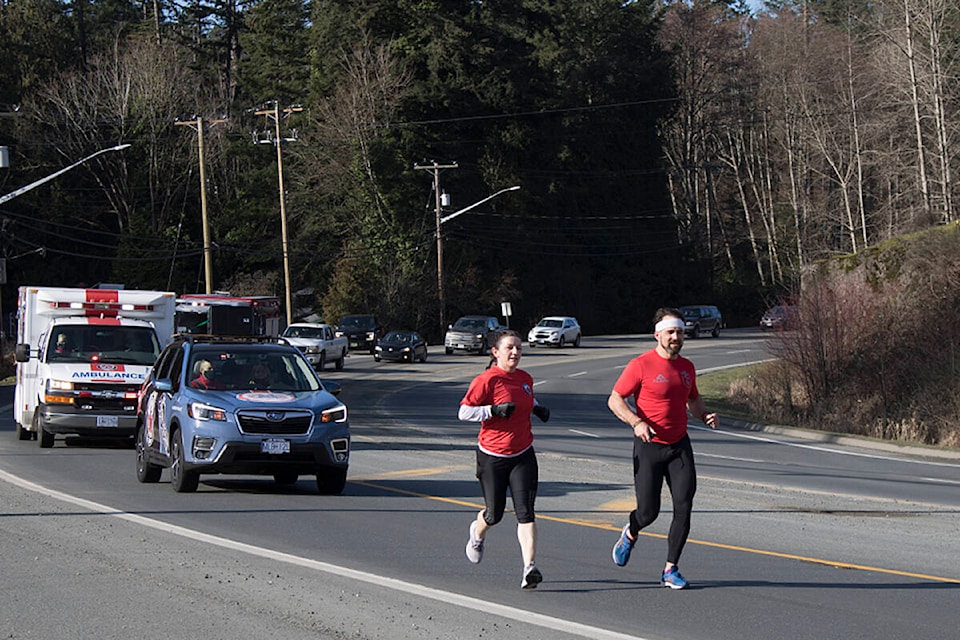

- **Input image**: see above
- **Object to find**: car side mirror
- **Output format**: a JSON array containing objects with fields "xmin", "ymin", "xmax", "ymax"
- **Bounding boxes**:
[
  {"xmin": 322, "ymin": 380, "xmax": 341, "ymax": 396},
  {"xmin": 15, "ymin": 343, "xmax": 31, "ymax": 362},
  {"xmin": 155, "ymin": 379, "xmax": 173, "ymax": 392}
]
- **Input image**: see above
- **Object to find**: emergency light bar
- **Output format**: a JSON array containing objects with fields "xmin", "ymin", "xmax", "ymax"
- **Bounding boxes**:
[{"xmin": 50, "ymin": 302, "xmax": 155, "ymax": 312}]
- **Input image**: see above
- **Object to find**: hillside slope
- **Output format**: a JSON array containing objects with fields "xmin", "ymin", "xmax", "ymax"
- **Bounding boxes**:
[{"xmin": 731, "ymin": 223, "xmax": 960, "ymax": 448}]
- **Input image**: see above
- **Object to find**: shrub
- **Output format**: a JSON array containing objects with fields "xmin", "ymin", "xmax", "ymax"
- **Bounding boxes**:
[{"xmin": 750, "ymin": 225, "xmax": 960, "ymax": 447}]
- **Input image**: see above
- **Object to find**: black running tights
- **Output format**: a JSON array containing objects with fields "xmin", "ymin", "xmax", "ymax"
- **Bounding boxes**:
[
  {"xmin": 476, "ymin": 447, "xmax": 538, "ymax": 525},
  {"xmin": 628, "ymin": 435, "xmax": 697, "ymax": 565}
]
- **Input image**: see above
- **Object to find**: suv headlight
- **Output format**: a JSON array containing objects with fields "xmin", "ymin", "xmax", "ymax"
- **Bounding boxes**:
[
  {"xmin": 322, "ymin": 404, "xmax": 348, "ymax": 423},
  {"xmin": 188, "ymin": 401, "xmax": 227, "ymax": 421}
]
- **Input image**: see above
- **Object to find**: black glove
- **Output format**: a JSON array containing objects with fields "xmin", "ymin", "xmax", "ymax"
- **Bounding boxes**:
[
  {"xmin": 491, "ymin": 402, "xmax": 515, "ymax": 418},
  {"xmin": 533, "ymin": 405, "xmax": 550, "ymax": 423}
]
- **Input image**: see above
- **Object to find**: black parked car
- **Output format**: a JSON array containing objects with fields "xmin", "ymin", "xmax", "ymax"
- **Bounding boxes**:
[
  {"xmin": 335, "ymin": 314, "xmax": 385, "ymax": 354},
  {"xmin": 374, "ymin": 330, "xmax": 428, "ymax": 363}
]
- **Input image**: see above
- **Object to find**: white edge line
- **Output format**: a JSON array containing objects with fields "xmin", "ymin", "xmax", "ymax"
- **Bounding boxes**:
[
  {"xmin": 569, "ymin": 429, "xmax": 601, "ymax": 439},
  {"xmin": 697, "ymin": 452, "xmax": 765, "ymax": 464},
  {"xmin": 698, "ymin": 359, "xmax": 775, "ymax": 374},
  {"xmin": 0, "ymin": 469, "xmax": 649, "ymax": 640},
  {"xmin": 689, "ymin": 424, "xmax": 959, "ymax": 468},
  {"xmin": 922, "ymin": 477, "xmax": 960, "ymax": 485}
]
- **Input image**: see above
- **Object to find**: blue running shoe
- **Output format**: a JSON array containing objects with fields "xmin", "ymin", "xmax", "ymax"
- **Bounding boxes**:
[
  {"xmin": 661, "ymin": 566, "xmax": 689, "ymax": 590},
  {"xmin": 612, "ymin": 524, "xmax": 635, "ymax": 566}
]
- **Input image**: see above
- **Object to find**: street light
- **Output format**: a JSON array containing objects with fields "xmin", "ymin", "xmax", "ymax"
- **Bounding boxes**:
[
  {"xmin": 0, "ymin": 144, "xmax": 131, "ymax": 206},
  {"xmin": 0, "ymin": 143, "xmax": 131, "ymax": 339},
  {"xmin": 440, "ymin": 185, "xmax": 521, "ymax": 224},
  {"xmin": 435, "ymin": 185, "xmax": 520, "ymax": 335}
]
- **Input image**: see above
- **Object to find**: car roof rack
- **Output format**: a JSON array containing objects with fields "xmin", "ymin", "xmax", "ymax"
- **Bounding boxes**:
[{"xmin": 174, "ymin": 334, "xmax": 290, "ymax": 346}]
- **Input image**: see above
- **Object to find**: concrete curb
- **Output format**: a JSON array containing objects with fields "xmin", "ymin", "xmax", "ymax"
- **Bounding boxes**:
[{"xmin": 721, "ymin": 416, "xmax": 960, "ymax": 461}]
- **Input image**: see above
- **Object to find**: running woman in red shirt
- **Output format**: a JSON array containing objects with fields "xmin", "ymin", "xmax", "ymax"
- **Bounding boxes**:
[
  {"xmin": 459, "ymin": 329, "xmax": 550, "ymax": 589},
  {"xmin": 607, "ymin": 307, "xmax": 718, "ymax": 589}
]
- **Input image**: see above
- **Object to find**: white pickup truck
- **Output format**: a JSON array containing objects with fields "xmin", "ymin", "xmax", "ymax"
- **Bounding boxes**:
[{"xmin": 280, "ymin": 323, "xmax": 348, "ymax": 370}]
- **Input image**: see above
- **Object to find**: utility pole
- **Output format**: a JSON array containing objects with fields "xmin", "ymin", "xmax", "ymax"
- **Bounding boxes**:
[
  {"xmin": 176, "ymin": 116, "xmax": 227, "ymax": 294},
  {"xmin": 414, "ymin": 161, "xmax": 458, "ymax": 336},
  {"xmin": 255, "ymin": 102, "xmax": 302, "ymax": 326}
]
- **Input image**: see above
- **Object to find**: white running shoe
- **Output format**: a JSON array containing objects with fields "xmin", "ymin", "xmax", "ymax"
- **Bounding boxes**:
[{"xmin": 465, "ymin": 521, "xmax": 484, "ymax": 564}]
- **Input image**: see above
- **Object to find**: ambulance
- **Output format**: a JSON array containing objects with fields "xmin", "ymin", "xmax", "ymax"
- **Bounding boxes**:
[{"xmin": 13, "ymin": 286, "xmax": 176, "ymax": 447}]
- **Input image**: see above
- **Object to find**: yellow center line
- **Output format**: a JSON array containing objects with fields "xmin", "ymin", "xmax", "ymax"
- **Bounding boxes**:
[
  {"xmin": 350, "ymin": 464, "xmax": 472, "ymax": 480},
  {"xmin": 350, "ymin": 478, "xmax": 960, "ymax": 585}
]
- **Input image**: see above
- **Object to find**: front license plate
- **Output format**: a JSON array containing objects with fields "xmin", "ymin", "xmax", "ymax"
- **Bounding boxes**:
[
  {"xmin": 96, "ymin": 415, "xmax": 119, "ymax": 427},
  {"xmin": 261, "ymin": 439, "xmax": 290, "ymax": 454},
  {"xmin": 349, "ymin": 341, "xmax": 359, "ymax": 348}
]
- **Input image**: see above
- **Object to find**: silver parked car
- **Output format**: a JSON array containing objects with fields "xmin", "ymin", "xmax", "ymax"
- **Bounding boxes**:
[
  {"xmin": 528, "ymin": 316, "xmax": 582, "ymax": 348},
  {"xmin": 760, "ymin": 305, "xmax": 798, "ymax": 330},
  {"xmin": 444, "ymin": 315, "xmax": 502, "ymax": 355}
]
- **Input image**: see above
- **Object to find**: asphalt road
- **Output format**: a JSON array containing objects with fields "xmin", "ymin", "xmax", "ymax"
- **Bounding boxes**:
[{"xmin": 1, "ymin": 328, "xmax": 958, "ymax": 640}]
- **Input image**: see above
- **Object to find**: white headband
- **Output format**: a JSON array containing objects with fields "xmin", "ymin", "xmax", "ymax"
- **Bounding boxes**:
[{"xmin": 655, "ymin": 318, "xmax": 685, "ymax": 332}]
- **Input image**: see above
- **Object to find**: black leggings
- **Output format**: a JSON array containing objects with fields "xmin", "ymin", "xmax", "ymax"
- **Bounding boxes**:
[
  {"xmin": 476, "ymin": 447, "xmax": 538, "ymax": 525},
  {"xmin": 629, "ymin": 435, "xmax": 697, "ymax": 565}
]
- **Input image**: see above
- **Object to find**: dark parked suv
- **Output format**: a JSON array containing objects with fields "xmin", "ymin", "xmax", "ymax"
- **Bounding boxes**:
[
  {"xmin": 679, "ymin": 305, "xmax": 722, "ymax": 338},
  {"xmin": 335, "ymin": 314, "xmax": 385, "ymax": 354}
]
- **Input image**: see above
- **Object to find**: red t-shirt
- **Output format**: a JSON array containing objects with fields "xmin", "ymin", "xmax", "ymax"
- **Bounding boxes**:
[
  {"xmin": 190, "ymin": 374, "xmax": 225, "ymax": 390},
  {"xmin": 461, "ymin": 366, "xmax": 536, "ymax": 456},
  {"xmin": 612, "ymin": 349, "xmax": 699, "ymax": 445}
]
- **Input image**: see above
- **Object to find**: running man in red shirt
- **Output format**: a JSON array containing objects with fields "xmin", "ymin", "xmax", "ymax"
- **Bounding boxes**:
[
  {"xmin": 459, "ymin": 329, "xmax": 550, "ymax": 589},
  {"xmin": 607, "ymin": 307, "xmax": 718, "ymax": 589}
]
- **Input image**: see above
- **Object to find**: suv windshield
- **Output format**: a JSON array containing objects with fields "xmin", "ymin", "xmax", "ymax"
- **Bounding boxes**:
[
  {"xmin": 188, "ymin": 348, "xmax": 321, "ymax": 392},
  {"xmin": 339, "ymin": 316, "xmax": 374, "ymax": 329}
]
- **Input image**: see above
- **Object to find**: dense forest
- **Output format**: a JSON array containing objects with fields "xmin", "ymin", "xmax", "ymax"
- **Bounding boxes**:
[{"xmin": 0, "ymin": 0, "xmax": 957, "ymax": 341}]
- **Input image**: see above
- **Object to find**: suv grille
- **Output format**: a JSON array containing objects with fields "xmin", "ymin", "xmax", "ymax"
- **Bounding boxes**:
[{"xmin": 236, "ymin": 410, "xmax": 313, "ymax": 435}]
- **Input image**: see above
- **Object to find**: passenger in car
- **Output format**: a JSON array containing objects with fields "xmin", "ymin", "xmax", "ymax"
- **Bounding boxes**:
[{"xmin": 190, "ymin": 359, "xmax": 225, "ymax": 390}]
